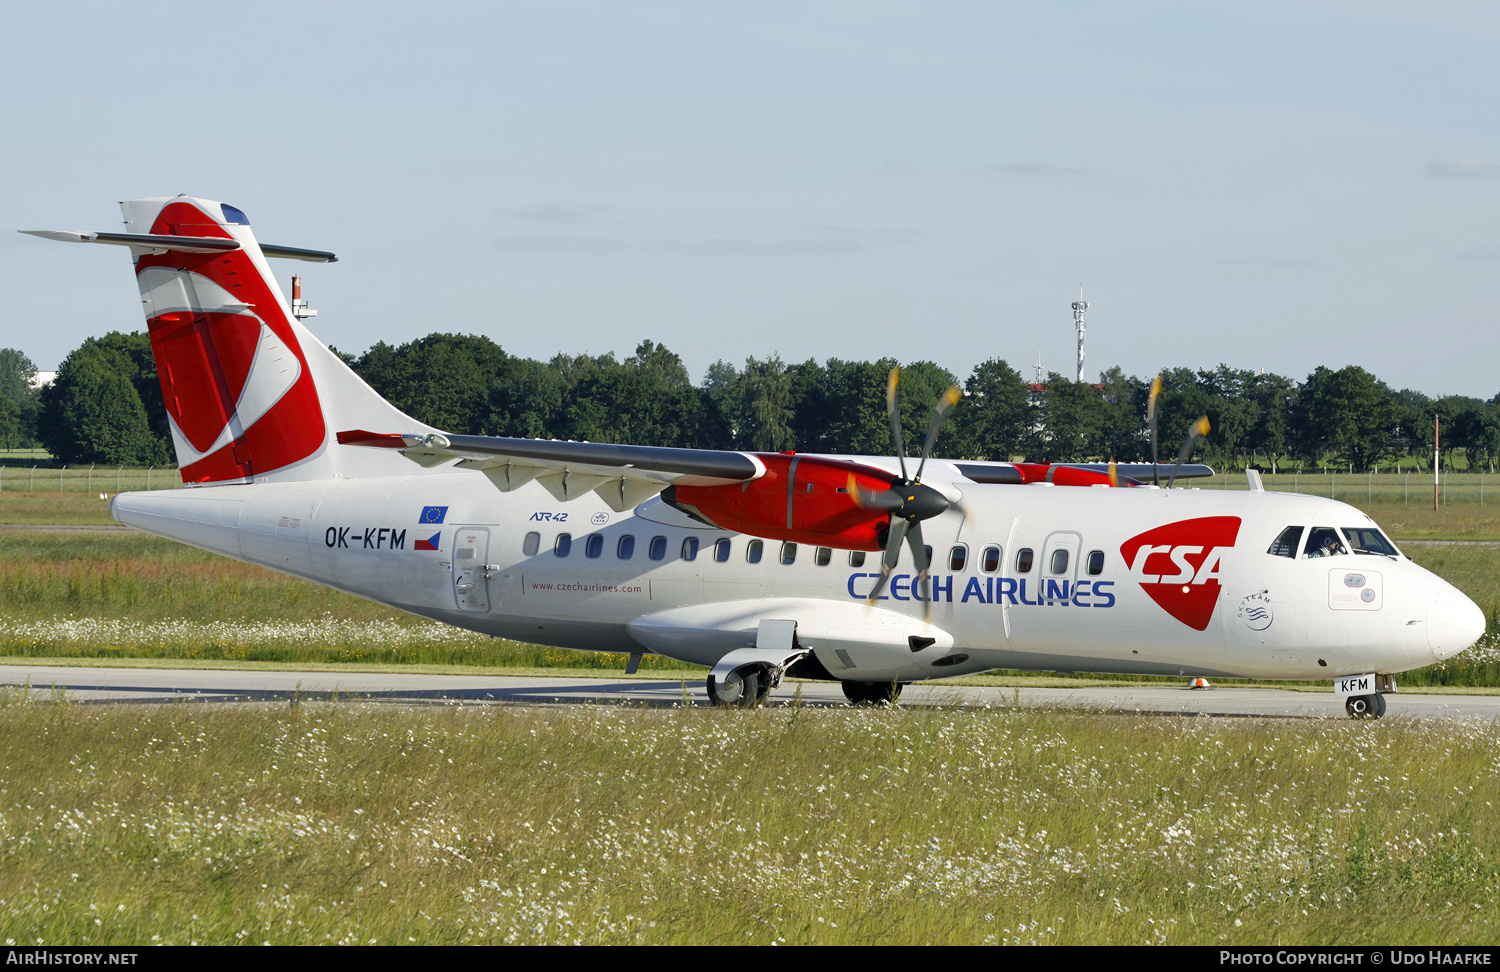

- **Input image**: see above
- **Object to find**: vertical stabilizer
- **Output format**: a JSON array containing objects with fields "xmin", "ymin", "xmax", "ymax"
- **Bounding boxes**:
[{"xmin": 101, "ymin": 196, "xmax": 431, "ymax": 484}]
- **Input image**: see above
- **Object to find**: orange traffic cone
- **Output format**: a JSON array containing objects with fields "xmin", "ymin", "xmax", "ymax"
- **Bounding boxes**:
[{"xmin": 1187, "ymin": 677, "xmax": 1212, "ymax": 689}]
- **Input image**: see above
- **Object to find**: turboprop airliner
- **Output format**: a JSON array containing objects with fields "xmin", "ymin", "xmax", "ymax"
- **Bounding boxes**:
[{"xmin": 23, "ymin": 196, "xmax": 1487, "ymax": 717}]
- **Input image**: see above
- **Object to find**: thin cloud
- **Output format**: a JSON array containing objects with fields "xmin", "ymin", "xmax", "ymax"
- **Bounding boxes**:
[
  {"xmin": 498, "ymin": 204, "xmax": 613, "ymax": 223},
  {"xmin": 992, "ymin": 162, "xmax": 1085, "ymax": 176},
  {"xmin": 493, "ymin": 235, "xmax": 628, "ymax": 255},
  {"xmin": 1455, "ymin": 244, "xmax": 1500, "ymax": 259},
  {"xmin": 1213, "ymin": 256, "xmax": 1319, "ymax": 270},
  {"xmin": 1426, "ymin": 159, "xmax": 1500, "ymax": 179},
  {"xmin": 800, "ymin": 223, "xmax": 918, "ymax": 240},
  {"xmin": 642, "ymin": 239, "xmax": 864, "ymax": 256}
]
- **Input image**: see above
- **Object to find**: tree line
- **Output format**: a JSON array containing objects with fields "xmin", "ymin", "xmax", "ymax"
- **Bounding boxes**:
[{"xmin": 4, "ymin": 331, "xmax": 1496, "ymax": 472}]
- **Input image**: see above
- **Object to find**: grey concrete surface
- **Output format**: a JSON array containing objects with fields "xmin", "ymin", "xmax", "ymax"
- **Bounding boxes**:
[{"xmin": 1, "ymin": 664, "xmax": 1497, "ymax": 719}]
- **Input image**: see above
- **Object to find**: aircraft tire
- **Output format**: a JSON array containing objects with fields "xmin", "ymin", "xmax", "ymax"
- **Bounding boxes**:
[
  {"xmin": 1346, "ymin": 693, "xmax": 1385, "ymax": 719},
  {"xmin": 707, "ymin": 669, "xmax": 762, "ymax": 708},
  {"xmin": 841, "ymin": 680, "xmax": 904, "ymax": 706}
]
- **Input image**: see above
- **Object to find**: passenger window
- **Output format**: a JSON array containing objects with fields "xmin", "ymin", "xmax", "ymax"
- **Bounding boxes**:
[
  {"xmin": 746, "ymin": 539, "xmax": 764, "ymax": 564},
  {"xmin": 584, "ymin": 534, "xmax": 603, "ymax": 559},
  {"xmin": 523, "ymin": 532, "xmax": 540, "ymax": 556},
  {"xmin": 780, "ymin": 542, "xmax": 798, "ymax": 565},
  {"xmin": 982, "ymin": 546, "xmax": 1001, "ymax": 573},
  {"xmin": 617, "ymin": 535, "xmax": 635, "ymax": 559},
  {"xmin": 949, "ymin": 545, "xmax": 968, "ymax": 571},
  {"xmin": 1086, "ymin": 550, "xmax": 1105, "ymax": 575},
  {"xmin": 1016, "ymin": 548, "xmax": 1034, "ymax": 573},
  {"xmin": 849, "ymin": 550, "xmax": 866, "ymax": 568},
  {"xmin": 924, "ymin": 545, "xmax": 933, "ymax": 565},
  {"xmin": 682, "ymin": 537, "xmax": 700, "ymax": 561},
  {"xmin": 554, "ymin": 533, "xmax": 572, "ymax": 557},
  {"xmin": 649, "ymin": 536, "xmax": 668, "ymax": 561},
  {"xmin": 815, "ymin": 546, "xmax": 832, "ymax": 567},
  {"xmin": 1302, "ymin": 527, "xmax": 1347, "ymax": 559},
  {"xmin": 1267, "ymin": 526, "xmax": 1303, "ymax": 559},
  {"xmin": 1051, "ymin": 549, "xmax": 1070, "ymax": 575},
  {"xmin": 714, "ymin": 538, "xmax": 732, "ymax": 563}
]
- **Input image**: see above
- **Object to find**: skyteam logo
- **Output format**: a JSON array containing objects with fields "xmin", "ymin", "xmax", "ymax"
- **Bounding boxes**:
[{"xmin": 1120, "ymin": 516, "xmax": 1241, "ymax": 631}]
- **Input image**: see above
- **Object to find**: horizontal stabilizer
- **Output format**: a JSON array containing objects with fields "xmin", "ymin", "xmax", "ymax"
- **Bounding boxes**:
[{"xmin": 20, "ymin": 230, "xmax": 335, "ymax": 262}]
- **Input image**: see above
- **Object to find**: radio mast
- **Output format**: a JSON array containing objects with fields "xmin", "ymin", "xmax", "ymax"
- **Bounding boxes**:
[{"xmin": 1071, "ymin": 286, "xmax": 1088, "ymax": 383}]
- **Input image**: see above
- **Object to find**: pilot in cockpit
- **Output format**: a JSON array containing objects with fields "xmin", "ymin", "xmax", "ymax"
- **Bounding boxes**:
[{"xmin": 1303, "ymin": 527, "xmax": 1346, "ymax": 558}]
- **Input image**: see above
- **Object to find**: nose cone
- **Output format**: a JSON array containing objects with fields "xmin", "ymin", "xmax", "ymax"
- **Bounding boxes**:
[{"xmin": 1428, "ymin": 586, "xmax": 1487, "ymax": 661}]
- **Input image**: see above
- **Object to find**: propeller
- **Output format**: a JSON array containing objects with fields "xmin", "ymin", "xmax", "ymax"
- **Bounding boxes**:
[
  {"xmin": 848, "ymin": 368, "xmax": 966, "ymax": 623},
  {"xmin": 1167, "ymin": 415, "xmax": 1211, "ymax": 488},
  {"xmin": 1147, "ymin": 376, "xmax": 1162, "ymax": 486}
]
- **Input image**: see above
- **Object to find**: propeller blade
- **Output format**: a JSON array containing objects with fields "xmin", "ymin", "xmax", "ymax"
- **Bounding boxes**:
[
  {"xmin": 914, "ymin": 384, "xmax": 962, "ymax": 482},
  {"xmin": 1148, "ymin": 376, "xmax": 1162, "ymax": 486},
  {"xmin": 1108, "ymin": 458, "xmax": 1119, "ymax": 488},
  {"xmin": 904, "ymin": 521, "xmax": 933, "ymax": 623},
  {"xmin": 886, "ymin": 366, "xmax": 908, "ymax": 480},
  {"xmin": 1167, "ymin": 415, "xmax": 1211, "ymax": 488},
  {"xmin": 846, "ymin": 472, "xmax": 903, "ymax": 511},
  {"xmin": 865, "ymin": 518, "xmax": 909, "ymax": 605}
]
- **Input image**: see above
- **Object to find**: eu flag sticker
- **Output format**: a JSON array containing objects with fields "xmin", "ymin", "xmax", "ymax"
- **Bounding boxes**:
[{"xmin": 419, "ymin": 506, "xmax": 448, "ymax": 524}]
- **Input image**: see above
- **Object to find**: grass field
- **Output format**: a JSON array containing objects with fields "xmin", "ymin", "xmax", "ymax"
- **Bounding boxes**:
[
  {"xmin": 2, "ymin": 492, "xmax": 1498, "ymax": 947},
  {"xmin": 0, "ymin": 699, "xmax": 1493, "ymax": 945}
]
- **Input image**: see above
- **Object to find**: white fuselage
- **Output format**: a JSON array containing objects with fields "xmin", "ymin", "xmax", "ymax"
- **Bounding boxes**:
[{"xmin": 110, "ymin": 458, "xmax": 1485, "ymax": 685}]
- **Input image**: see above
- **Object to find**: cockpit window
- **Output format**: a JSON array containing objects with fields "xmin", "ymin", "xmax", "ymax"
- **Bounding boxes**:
[
  {"xmin": 1267, "ymin": 526, "xmax": 1304, "ymax": 559},
  {"xmin": 1302, "ymin": 527, "xmax": 1347, "ymax": 559},
  {"xmin": 1344, "ymin": 527, "xmax": 1400, "ymax": 558},
  {"xmin": 220, "ymin": 203, "xmax": 250, "ymax": 225}
]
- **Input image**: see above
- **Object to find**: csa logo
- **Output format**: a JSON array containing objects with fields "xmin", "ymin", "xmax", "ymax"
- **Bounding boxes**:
[{"xmin": 1119, "ymin": 516, "xmax": 1241, "ymax": 631}]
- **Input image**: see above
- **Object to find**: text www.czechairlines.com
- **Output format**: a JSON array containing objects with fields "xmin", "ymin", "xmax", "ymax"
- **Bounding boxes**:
[{"xmin": 530, "ymin": 581, "xmax": 644, "ymax": 594}]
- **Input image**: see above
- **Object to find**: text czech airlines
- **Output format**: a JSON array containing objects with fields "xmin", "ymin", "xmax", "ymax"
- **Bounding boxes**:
[{"xmin": 847, "ymin": 573, "xmax": 1117, "ymax": 608}]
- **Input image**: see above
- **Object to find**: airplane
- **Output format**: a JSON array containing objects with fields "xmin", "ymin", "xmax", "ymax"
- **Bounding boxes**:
[{"xmin": 22, "ymin": 196, "xmax": 1487, "ymax": 718}]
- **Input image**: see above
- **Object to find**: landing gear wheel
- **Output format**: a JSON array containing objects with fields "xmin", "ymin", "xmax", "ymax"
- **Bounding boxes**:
[
  {"xmin": 1346, "ymin": 693, "xmax": 1386, "ymax": 719},
  {"xmin": 707, "ymin": 668, "xmax": 762, "ymax": 708},
  {"xmin": 841, "ymin": 680, "xmax": 905, "ymax": 705}
]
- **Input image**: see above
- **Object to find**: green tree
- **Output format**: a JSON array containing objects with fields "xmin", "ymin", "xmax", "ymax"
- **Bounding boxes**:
[
  {"xmin": 0, "ymin": 348, "xmax": 40, "ymax": 450},
  {"xmin": 1029, "ymin": 373, "xmax": 1110, "ymax": 462},
  {"xmin": 37, "ymin": 344, "xmax": 163, "ymax": 464},
  {"xmin": 1096, "ymin": 366, "xmax": 1148, "ymax": 462},
  {"xmin": 1291, "ymin": 365, "xmax": 1400, "ymax": 470},
  {"xmin": 892, "ymin": 361, "xmax": 961, "ymax": 460},
  {"xmin": 820, "ymin": 358, "xmax": 896, "ymax": 456},
  {"xmin": 951, "ymin": 357, "xmax": 1030, "ymax": 461},
  {"xmin": 352, "ymin": 333, "xmax": 509, "ymax": 433},
  {"xmin": 741, "ymin": 355, "xmax": 795, "ymax": 452},
  {"xmin": 485, "ymin": 357, "xmax": 565, "ymax": 439}
]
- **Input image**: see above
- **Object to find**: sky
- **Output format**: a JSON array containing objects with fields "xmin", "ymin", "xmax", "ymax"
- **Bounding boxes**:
[{"xmin": 3, "ymin": 1, "xmax": 1499, "ymax": 397}]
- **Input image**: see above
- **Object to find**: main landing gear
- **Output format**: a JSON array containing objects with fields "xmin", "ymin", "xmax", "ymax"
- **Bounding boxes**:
[
  {"xmin": 705, "ymin": 668, "xmax": 771, "ymax": 708},
  {"xmin": 841, "ymin": 680, "xmax": 906, "ymax": 706},
  {"xmin": 1345, "ymin": 693, "xmax": 1387, "ymax": 719}
]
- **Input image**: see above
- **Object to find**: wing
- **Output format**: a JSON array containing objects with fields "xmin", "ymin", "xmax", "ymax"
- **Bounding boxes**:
[
  {"xmin": 953, "ymin": 460, "xmax": 1214, "ymax": 485},
  {"xmin": 336, "ymin": 429, "xmax": 769, "ymax": 512}
]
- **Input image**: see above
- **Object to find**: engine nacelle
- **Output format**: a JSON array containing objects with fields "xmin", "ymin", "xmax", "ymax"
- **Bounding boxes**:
[{"xmin": 664, "ymin": 453, "xmax": 896, "ymax": 550}]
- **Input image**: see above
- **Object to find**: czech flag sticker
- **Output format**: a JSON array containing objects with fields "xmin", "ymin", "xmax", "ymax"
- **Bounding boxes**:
[{"xmin": 415, "ymin": 532, "xmax": 441, "ymax": 551}]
